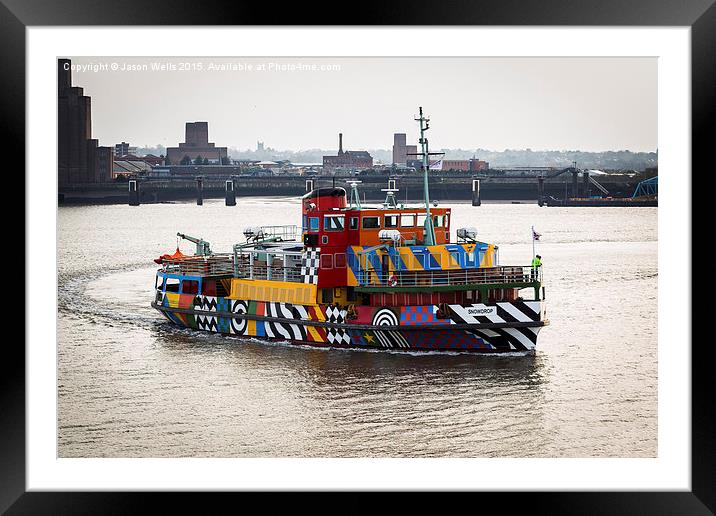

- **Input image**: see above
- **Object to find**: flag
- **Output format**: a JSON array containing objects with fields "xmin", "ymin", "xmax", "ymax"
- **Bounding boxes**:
[
  {"xmin": 532, "ymin": 228, "xmax": 541, "ymax": 241},
  {"xmin": 429, "ymin": 159, "xmax": 443, "ymax": 171}
]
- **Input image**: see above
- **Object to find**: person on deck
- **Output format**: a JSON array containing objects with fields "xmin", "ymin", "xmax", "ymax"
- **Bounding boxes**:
[{"xmin": 531, "ymin": 254, "xmax": 542, "ymax": 281}]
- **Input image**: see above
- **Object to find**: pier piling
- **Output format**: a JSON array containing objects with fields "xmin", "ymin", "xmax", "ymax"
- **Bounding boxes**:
[
  {"xmin": 196, "ymin": 176, "xmax": 203, "ymax": 206},
  {"xmin": 225, "ymin": 179, "xmax": 236, "ymax": 206},
  {"xmin": 537, "ymin": 176, "xmax": 544, "ymax": 207},
  {"xmin": 582, "ymin": 170, "xmax": 590, "ymax": 198},
  {"xmin": 128, "ymin": 179, "xmax": 140, "ymax": 206},
  {"xmin": 471, "ymin": 179, "xmax": 481, "ymax": 206},
  {"xmin": 572, "ymin": 170, "xmax": 579, "ymax": 198}
]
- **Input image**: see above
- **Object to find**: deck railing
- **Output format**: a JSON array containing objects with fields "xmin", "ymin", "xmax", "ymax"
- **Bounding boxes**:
[
  {"xmin": 161, "ymin": 254, "xmax": 235, "ymax": 277},
  {"xmin": 244, "ymin": 224, "xmax": 299, "ymax": 242},
  {"xmin": 357, "ymin": 265, "xmax": 541, "ymax": 288},
  {"xmin": 234, "ymin": 263, "xmax": 304, "ymax": 283}
]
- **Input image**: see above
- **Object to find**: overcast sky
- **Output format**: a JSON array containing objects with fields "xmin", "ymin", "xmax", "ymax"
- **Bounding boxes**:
[{"xmin": 66, "ymin": 57, "xmax": 657, "ymax": 152}]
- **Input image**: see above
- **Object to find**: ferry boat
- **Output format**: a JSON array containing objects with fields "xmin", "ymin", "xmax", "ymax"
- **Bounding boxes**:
[{"xmin": 151, "ymin": 108, "xmax": 548, "ymax": 353}]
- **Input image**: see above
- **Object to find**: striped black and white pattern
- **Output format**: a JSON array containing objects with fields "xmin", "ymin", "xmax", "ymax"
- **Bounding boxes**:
[
  {"xmin": 301, "ymin": 247, "xmax": 320, "ymax": 285},
  {"xmin": 448, "ymin": 302, "xmax": 542, "ymax": 351},
  {"xmin": 264, "ymin": 302, "xmax": 307, "ymax": 341},
  {"xmin": 230, "ymin": 300, "xmax": 248, "ymax": 335},
  {"xmin": 372, "ymin": 308, "xmax": 399, "ymax": 326},
  {"xmin": 194, "ymin": 295, "xmax": 218, "ymax": 312},
  {"xmin": 370, "ymin": 308, "xmax": 407, "ymax": 348},
  {"xmin": 373, "ymin": 330, "xmax": 410, "ymax": 349},
  {"xmin": 196, "ymin": 314, "xmax": 219, "ymax": 332}
]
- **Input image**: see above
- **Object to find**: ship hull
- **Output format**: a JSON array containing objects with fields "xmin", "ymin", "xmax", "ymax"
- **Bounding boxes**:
[{"xmin": 152, "ymin": 292, "xmax": 547, "ymax": 353}]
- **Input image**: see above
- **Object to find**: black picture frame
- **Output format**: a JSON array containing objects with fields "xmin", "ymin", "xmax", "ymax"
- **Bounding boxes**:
[{"xmin": 6, "ymin": 0, "xmax": 712, "ymax": 513}]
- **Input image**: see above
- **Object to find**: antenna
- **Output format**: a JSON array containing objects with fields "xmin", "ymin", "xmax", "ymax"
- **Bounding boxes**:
[
  {"xmin": 346, "ymin": 180, "xmax": 363, "ymax": 210},
  {"xmin": 380, "ymin": 188, "xmax": 399, "ymax": 209},
  {"xmin": 415, "ymin": 106, "xmax": 437, "ymax": 246}
]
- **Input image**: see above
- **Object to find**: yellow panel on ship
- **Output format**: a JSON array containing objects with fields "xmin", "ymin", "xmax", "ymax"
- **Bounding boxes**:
[{"xmin": 227, "ymin": 279, "xmax": 318, "ymax": 306}]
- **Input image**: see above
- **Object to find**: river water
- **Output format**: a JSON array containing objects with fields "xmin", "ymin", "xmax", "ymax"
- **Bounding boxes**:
[{"xmin": 58, "ymin": 198, "xmax": 657, "ymax": 457}]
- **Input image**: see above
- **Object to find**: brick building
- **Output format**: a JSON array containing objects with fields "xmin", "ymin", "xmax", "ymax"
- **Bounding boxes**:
[
  {"xmin": 114, "ymin": 142, "xmax": 138, "ymax": 157},
  {"xmin": 165, "ymin": 122, "xmax": 228, "ymax": 165},
  {"xmin": 57, "ymin": 58, "xmax": 113, "ymax": 185},
  {"xmin": 322, "ymin": 133, "xmax": 373, "ymax": 171},
  {"xmin": 392, "ymin": 133, "xmax": 418, "ymax": 166}
]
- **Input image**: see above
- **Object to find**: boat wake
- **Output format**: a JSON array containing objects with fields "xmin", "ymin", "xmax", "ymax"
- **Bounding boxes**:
[{"xmin": 58, "ymin": 263, "xmax": 164, "ymax": 330}]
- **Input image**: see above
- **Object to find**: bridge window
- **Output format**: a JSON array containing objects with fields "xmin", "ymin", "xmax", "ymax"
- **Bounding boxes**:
[
  {"xmin": 416, "ymin": 214, "xmax": 426, "ymax": 227},
  {"xmin": 362, "ymin": 216, "xmax": 380, "ymax": 229},
  {"xmin": 349, "ymin": 217, "xmax": 359, "ymax": 230},
  {"xmin": 309, "ymin": 217, "xmax": 319, "ymax": 231},
  {"xmin": 164, "ymin": 277, "xmax": 180, "ymax": 293},
  {"xmin": 434, "ymin": 214, "xmax": 448, "ymax": 228},
  {"xmin": 324, "ymin": 214, "xmax": 345, "ymax": 231},
  {"xmin": 385, "ymin": 214, "xmax": 399, "ymax": 228},
  {"xmin": 400, "ymin": 214, "xmax": 415, "ymax": 227},
  {"xmin": 182, "ymin": 280, "xmax": 199, "ymax": 295}
]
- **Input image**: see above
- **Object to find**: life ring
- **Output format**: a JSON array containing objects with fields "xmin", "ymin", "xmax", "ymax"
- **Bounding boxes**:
[{"xmin": 387, "ymin": 274, "xmax": 398, "ymax": 287}]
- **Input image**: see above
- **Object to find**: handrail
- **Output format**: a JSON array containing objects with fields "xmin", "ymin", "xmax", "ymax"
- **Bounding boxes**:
[
  {"xmin": 357, "ymin": 265, "xmax": 542, "ymax": 287},
  {"xmin": 160, "ymin": 253, "xmax": 305, "ymax": 283},
  {"xmin": 234, "ymin": 262, "xmax": 304, "ymax": 283},
  {"xmin": 160, "ymin": 253, "xmax": 234, "ymax": 276},
  {"xmin": 244, "ymin": 224, "xmax": 299, "ymax": 242}
]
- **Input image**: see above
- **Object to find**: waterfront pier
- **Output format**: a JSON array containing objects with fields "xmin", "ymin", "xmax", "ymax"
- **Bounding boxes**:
[{"xmin": 64, "ymin": 172, "xmax": 648, "ymax": 206}]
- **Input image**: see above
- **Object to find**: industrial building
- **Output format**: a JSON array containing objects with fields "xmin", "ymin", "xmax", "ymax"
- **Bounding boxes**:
[
  {"xmin": 392, "ymin": 133, "xmax": 418, "ymax": 166},
  {"xmin": 57, "ymin": 58, "xmax": 113, "ymax": 185},
  {"xmin": 322, "ymin": 133, "xmax": 373, "ymax": 171},
  {"xmin": 165, "ymin": 122, "xmax": 228, "ymax": 165},
  {"xmin": 114, "ymin": 142, "xmax": 138, "ymax": 157},
  {"xmin": 113, "ymin": 159, "xmax": 153, "ymax": 179}
]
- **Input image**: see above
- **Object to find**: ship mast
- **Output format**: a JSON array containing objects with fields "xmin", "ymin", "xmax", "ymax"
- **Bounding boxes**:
[{"xmin": 416, "ymin": 106, "xmax": 437, "ymax": 246}]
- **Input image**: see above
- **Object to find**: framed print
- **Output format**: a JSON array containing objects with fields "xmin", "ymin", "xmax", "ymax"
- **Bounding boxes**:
[{"xmin": 7, "ymin": 0, "xmax": 713, "ymax": 513}]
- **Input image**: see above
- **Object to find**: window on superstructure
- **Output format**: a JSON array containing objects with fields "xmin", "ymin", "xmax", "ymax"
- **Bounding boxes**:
[
  {"xmin": 309, "ymin": 217, "xmax": 319, "ymax": 231},
  {"xmin": 182, "ymin": 280, "xmax": 199, "ymax": 295},
  {"xmin": 416, "ymin": 214, "xmax": 427, "ymax": 227},
  {"xmin": 164, "ymin": 277, "xmax": 180, "ymax": 293},
  {"xmin": 400, "ymin": 214, "xmax": 415, "ymax": 227},
  {"xmin": 349, "ymin": 217, "xmax": 359, "ymax": 230},
  {"xmin": 385, "ymin": 214, "xmax": 399, "ymax": 228},
  {"xmin": 215, "ymin": 280, "xmax": 229, "ymax": 297},
  {"xmin": 362, "ymin": 216, "xmax": 380, "ymax": 229},
  {"xmin": 324, "ymin": 215, "xmax": 345, "ymax": 231}
]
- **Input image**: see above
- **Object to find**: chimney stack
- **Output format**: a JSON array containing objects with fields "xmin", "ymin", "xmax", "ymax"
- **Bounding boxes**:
[
  {"xmin": 58, "ymin": 58, "xmax": 71, "ymax": 95},
  {"xmin": 339, "ymin": 133, "xmax": 343, "ymax": 154}
]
